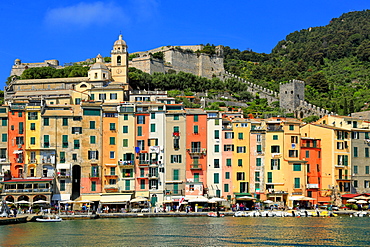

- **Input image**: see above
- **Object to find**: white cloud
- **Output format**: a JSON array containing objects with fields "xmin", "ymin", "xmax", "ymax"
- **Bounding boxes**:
[{"xmin": 44, "ymin": 2, "xmax": 129, "ymax": 29}]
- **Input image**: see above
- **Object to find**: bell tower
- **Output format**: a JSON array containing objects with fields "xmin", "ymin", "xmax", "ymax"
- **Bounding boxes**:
[{"xmin": 111, "ymin": 34, "xmax": 128, "ymax": 84}]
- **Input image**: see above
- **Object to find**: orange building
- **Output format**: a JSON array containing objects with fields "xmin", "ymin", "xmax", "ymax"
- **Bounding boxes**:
[
  {"xmin": 8, "ymin": 105, "xmax": 25, "ymax": 178},
  {"xmin": 185, "ymin": 109, "xmax": 207, "ymax": 196}
]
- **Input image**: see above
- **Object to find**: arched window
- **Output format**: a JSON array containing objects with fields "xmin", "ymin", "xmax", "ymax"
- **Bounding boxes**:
[{"xmin": 117, "ymin": 56, "xmax": 121, "ymax": 65}]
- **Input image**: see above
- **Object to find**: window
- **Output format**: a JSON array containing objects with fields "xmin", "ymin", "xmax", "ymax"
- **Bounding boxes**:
[
  {"xmin": 307, "ymin": 163, "xmax": 310, "ymax": 172},
  {"xmin": 91, "ymin": 166, "xmax": 99, "ymax": 177},
  {"xmin": 257, "ymin": 145, "xmax": 262, "ymax": 153},
  {"xmin": 225, "ymin": 172, "xmax": 230, "ymax": 179},
  {"xmin": 91, "ymin": 181, "xmax": 96, "ymax": 191},
  {"xmin": 123, "ymin": 139, "xmax": 128, "ymax": 147},
  {"xmin": 60, "ymin": 152, "xmax": 65, "ymax": 163},
  {"xmin": 72, "ymin": 153, "xmax": 77, "ymax": 161},
  {"xmin": 44, "ymin": 135, "xmax": 50, "ymax": 148},
  {"xmin": 273, "ymin": 135, "xmax": 278, "ymax": 140},
  {"xmin": 214, "ymin": 173, "xmax": 219, "ymax": 184},
  {"xmin": 110, "ymin": 123, "xmax": 116, "ymax": 130},
  {"xmin": 89, "ymin": 121, "xmax": 96, "ymax": 130},
  {"xmin": 352, "ymin": 132, "xmax": 359, "ymax": 139},
  {"xmin": 75, "ymin": 98, "xmax": 81, "ymax": 105},
  {"xmin": 18, "ymin": 112, "xmax": 22, "ymax": 117},
  {"xmin": 366, "ymin": 132, "xmax": 370, "ymax": 139},
  {"xmin": 90, "ymin": 136, "xmax": 96, "ymax": 144},
  {"xmin": 173, "ymin": 169, "xmax": 179, "ymax": 180},
  {"xmin": 99, "ymin": 93, "xmax": 106, "ymax": 100},
  {"xmin": 214, "ymin": 159, "xmax": 220, "ymax": 168},
  {"xmin": 137, "ymin": 140, "xmax": 145, "ymax": 151},
  {"xmin": 72, "ymin": 127, "xmax": 82, "ymax": 134},
  {"xmin": 194, "ymin": 173, "xmax": 200, "ymax": 182},
  {"xmin": 88, "ymin": 151, "xmax": 99, "ymax": 160},
  {"xmin": 306, "ymin": 151, "xmax": 309, "ymax": 158},
  {"xmin": 109, "ymin": 137, "xmax": 115, "ymax": 145},
  {"xmin": 171, "ymin": 155, "xmax": 182, "ymax": 163},
  {"xmin": 74, "ymin": 139, "xmax": 80, "ymax": 149},
  {"xmin": 294, "ymin": 178, "xmax": 300, "ymax": 188},
  {"xmin": 224, "ymin": 144, "xmax": 234, "ymax": 151},
  {"xmin": 293, "ymin": 163, "xmax": 301, "ymax": 171},
  {"xmin": 366, "ymin": 148, "xmax": 369, "ymax": 158},
  {"xmin": 194, "ymin": 115, "xmax": 198, "ymax": 122},
  {"xmin": 256, "ymin": 158, "xmax": 261, "ymax": 166},
  {"xmin": 110, "ymin": 151, "xmax": 115, "ymax": 159},
  {"xmin": 366, "ymin": 166, "xmax": 370, "ymax": 175},
  {"xmin": 44, "ymin": 118, "xmax": 49, "ymax": 126},
  {"xmin": 291, "ymin": 136, "xmax": 298, "ymax": 143},
  {"xmin": 19, "ymin": 122, "xmax": 23, "ymax": 134},
  {"xmin": 224, "ymin": 184, "xmax": 229, "ymax": 192},
  {"xmin": 174, "ymin": 115, "xmax": 179, "ymax": 120},
  {"xmin": 137, "ymin": 115, "xmax": 145, "ymax": 124},
  {"xmin": 16, "ymin": 136, "xmax": 24, "ymax": 145},
  {"xmin": 60, "ymin": 180, "xmax": 66, "ymax": 191},
  {"xmin": 365, "ymin": 181, "xmax": 370, "ymax": 189},
  {"xmin": 289, "ymin": 125, "xmax": 294, "ymax": 130},
  {"xmin": 271, "ymin": 159, "xmax": 280, "ymax": 170},
  {"xmin": 137, "ymin": 126, "xmax": 142, "ymax": 136},
  {"xmin": 354, "ymin": 165, "xmax": 358, "ymax": 174},
  {"xmin": 337, "ymin": 155, "xmax": 348, "ymax": 166},
  {"xmin": 174, "ymin": 138, "xmax": 180, "ymax": 150},
  {"xmin": 353, "ymin": 180, "xmax": 358, "ymax": 188},
  {"xmin": 110, "ymin": 93, "xmax": 117, "ymax": 100},
  {"xmin": 62, "ymin": 117, "xmax": 68, "ymax": 126},
  {"xmin": 1, "ymin": 118, "xmax": 7, "ymax": 127},
  {"xmin": 193, "ymin": 125, "xmax": 198, "ymax": 134},
  {"xmin": 238, "ymin": 159, "xmax": 243, "ymax": 167},
  {"xmin": 236, "ymin": 172, "xmax": 245, "ymax": 181},
  {"xmin": 271, "ymin": 145, "xmax": 280, "ymax": 153},
  {"xmin": 257, "ymin": 134, "xmax": 262, "ymax": 142},
  {"xmin": 123, "ymin": 114, "xmax": 129, "ymax": 120},
  {"xmin": 215, "ymin": 119, "xmax": 219, "ymax": 125},
  {"xmin": 255, "ymin": 171, "xmax": 260, "ymax": 182},
  {"xmin": 28, "ymin": 112, "xmax": 38, "ymax": 120},
  {"xmin": 30, "ymin": 123, "xmax": 35, "ymax": 130},
  {"xmin": 354, "ymin": 147, "xmax": 358, "ymax": 157},
  {"xmin": 30, "ymin": 137, "xmax": 35, "ymax": 145},
  {"xmin": 62, "ymin": 135, "xmax": 68, "ymax": 148},
  {"xmin": 226, "ymin": 158, "xmax": 231, "ymax": 167},
  {"xmin": 225, "ymin": 132, "xmax": 234, "ymax": 139},
  {"xmin": 123, "ymin": 126, "xmax": 128, "ymax": 133},
  {"xmin": 150, "ymin": 113, "xmax": 155, "ymax": 119},
  {"xmin": 214, "ymin": 145, "xmax": 219, "ymax": 153},
  {"xmin": 214, "ymin": 130, "xmax": 220, "ymax": 139},
  {"xmin": 238, "ymin": 133, "xmax": 243, "ymax": 140},
  {"xmin": 150, "ymin": 124, "xmax": 156, "ymax": 132},
  {"xmin": 237, "ymin": 146, "xmax": 246, "ymax": 153},
  {"xmin": 289, "ymin": 150, "xmax": 298, "ymax": 157}
]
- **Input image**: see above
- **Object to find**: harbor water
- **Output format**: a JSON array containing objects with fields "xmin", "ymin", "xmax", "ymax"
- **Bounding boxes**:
[{"xmin": 1, "ymin": 216, "xmax": 370, "ymax": 246}]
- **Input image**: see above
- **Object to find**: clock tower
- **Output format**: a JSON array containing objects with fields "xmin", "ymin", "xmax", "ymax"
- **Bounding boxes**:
[{"xmin": 111, "ymin": 34, "xmax": 128, "ymax": 84}]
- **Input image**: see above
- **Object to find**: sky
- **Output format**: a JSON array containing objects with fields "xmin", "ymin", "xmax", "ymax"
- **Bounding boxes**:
[{"xmin": 0, "ymin": 0, "xmax": 369, "ymax": 88}]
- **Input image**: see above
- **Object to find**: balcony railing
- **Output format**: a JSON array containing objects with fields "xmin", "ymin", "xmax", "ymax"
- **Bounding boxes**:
[
  {"xmin": 89, "ymin": 173, "xmax": 99, "ymax": 178},
  {"xmin": 190, "ymin": 164, "xmax": 202, "ymax": 170},
  {"xmin": 336, "ymin": 175, "xmax": 350, "ymax": 181},
  {"xmin": 306, "ymin": 184, "xmax": 319, "ymax": 189},
  {"xmin": 57, "ymin": 172, "xmax": 70, "ymax": 178},
  {"xmin": 3, "ymin": 188, "xmax": 51, "ymax": 193},
  {"xmin": 187, "ymin": 148, "xmax": 207, "ymax": 155}
]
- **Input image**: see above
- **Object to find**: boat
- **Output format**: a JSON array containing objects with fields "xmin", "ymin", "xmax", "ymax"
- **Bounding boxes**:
[
  {"xmin": 207, "ymin": 212, "xmax": 224, "ymax": 217},
  {"xmin": 36, "ymin": 216, "xmax": 63, "ymax": 222}
]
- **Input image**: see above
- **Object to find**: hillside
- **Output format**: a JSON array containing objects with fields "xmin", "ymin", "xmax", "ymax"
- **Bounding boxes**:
[{"xmin": 224, "ymin": 10, "xmax": 370, "ymax": 115}]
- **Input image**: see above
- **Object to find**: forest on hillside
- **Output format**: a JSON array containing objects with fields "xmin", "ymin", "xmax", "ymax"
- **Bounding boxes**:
[{"xmin": 224, "ymin": 10, "xmax": 370, "ymax": 116}]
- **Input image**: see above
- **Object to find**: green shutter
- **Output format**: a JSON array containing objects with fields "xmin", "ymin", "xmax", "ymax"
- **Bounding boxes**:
[
  {"xmin": 30, "ymin": 137, "xmax": 35, "ymax": 145},
  {"xmin": 137, "ymin": 126, "xmax": 142, "ymax": 136},
  {"xmin": 2, "ymin": 133, "xmax": 7, "ymax": 142},
  {"xmin": 267, "ymin": 172, "xmax": 272, "ymax": 183},
  {"xmin": 226, "ymin": 159, "xmax": 231, "ymax": 166},
  {"xmin": 173, "ymin": 169, "xmax": 179, "ymax": 180},
  {"xmin": 150, "ymin": 124, "xmax": 156, "ymax": 132},
  {"xmin": 90, "ymin": 136, "xmax": 96, "ymax": 144},
  {"xmin": 214, "ymin": 173, "xmax": 219, "ymax": 184},
  {"xmin": 194, "ymin": 125, "xmax": 198, "ymax": 133},
  {"xmin": 344, "ymin": 155, "xmax": 348, "ymax": 166},
  {"xmin": 215, "ymin": 130, "xmax": 219, "ymax": 139},
  {"xmin": 123, "ymin": 139, "xmax": 128, "ymax": 147},
  {"xmin": 60, "ymin": 152, "xmax": 65, "ymax": 163},
  {"xmin": 90, "ymin": 121, "xmax": 96, "ymax": 129},
  {"xmin": 83, "ymin": 109, "xmax": 101, "ymax": 116},
  {"xmin": 256, "ymin": 158, "xmax": 261, "ymax": 166}
]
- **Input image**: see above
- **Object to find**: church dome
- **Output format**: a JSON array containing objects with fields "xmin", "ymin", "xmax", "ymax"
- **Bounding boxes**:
[{"xmin": 114, "ymin": 34, "xmax": 127, "ymax": 46}]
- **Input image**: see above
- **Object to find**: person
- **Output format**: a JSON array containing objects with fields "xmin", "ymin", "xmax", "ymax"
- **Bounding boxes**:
[{"xmin": 13, "ymin": 208, "xmax": 17, "ymax": 217}]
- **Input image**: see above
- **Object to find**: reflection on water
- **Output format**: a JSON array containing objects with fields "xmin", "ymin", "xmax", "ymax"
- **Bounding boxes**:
[{"xmin": 1, "ymin": 217, "xmax": 370, "ymax": 246}]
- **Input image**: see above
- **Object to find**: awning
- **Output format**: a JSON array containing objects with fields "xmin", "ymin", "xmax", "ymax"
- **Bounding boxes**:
[
  {"xmin": 237, "ymin": 196, "xmax": 256, "ymax": 201},
  {"xmin": 13, "ymin": 150, "xmax": 23, "ymax": 154},
  {"xmin": 52, "ymin": 194, "xmax": 71, "ymax": 201},
  {"xmin": 100, "ymin": 195, "xmax": 131, "ymax": 204},
  {"xmin": 79, "ymin": 195, "xmax": 101, "ymax": 201},
  {"xmin": 130, "ymin": 197, "xmax": 149, "ymax": 203},
  {"xmin": 56, "ymin": 163, "xmax": 71, "ymax": 169},
  {"xmin": 105, "ymin": 164, "xmax": 117, "ymax": 167},
  {"xmin": 289, "ymin": 196, "xmax": 314, "ymax": 201},
  {"xmin": 186, "ymin": 196, "xmax": 209, "ymax": 202}
]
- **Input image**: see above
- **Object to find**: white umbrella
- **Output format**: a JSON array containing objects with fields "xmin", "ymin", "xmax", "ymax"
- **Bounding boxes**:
[
  {"xmin": 15, "ymin": 200, "xmax": 30, "ymax": 204},
  {"xmin": 356, "ymin": 200, "xmax": 368, "ymax": 204},
  {"xmin": 33, "ymin": 200, "xmax": 50, "ymax": 204},
  {"xmin": 60, "ymin": 200, "xmax": 75, "ymax": 204},
  {"xmin": 354, "ymin": 196, "xmax": 369, "ymax": 200},
  {"xmin": 347, "ymin": 199, "xmax": 357, "ymax": 202},
  {"xmin": 76, "ymin": 200, "xmax": 92, "ymax": 203},
  {"xmin": 208, "ymin": 198, "xmax": 226, "ymax": 203},
  {"xmin": 130, "ymin": 197, "xmax": 148, "ymax": 203},
  {"xmin": 5, "ymin": 201, "xmax": 14, "ymax": 204},
  {"xmin": 264, "ymin": 200, "xmax": 274, "ymax": 204}
]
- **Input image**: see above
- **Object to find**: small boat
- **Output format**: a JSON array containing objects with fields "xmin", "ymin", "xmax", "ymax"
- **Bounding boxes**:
[
  {"xmin": 36, "ymin": 216, "xmax": 63, "ymax": 222},
  {"xmin": 234, "ymin": 211, "xmax": 249, "ymax": 217},
  {"xmin": 208, "ymin": 212, "xmax": 224, "ymax": 217}
]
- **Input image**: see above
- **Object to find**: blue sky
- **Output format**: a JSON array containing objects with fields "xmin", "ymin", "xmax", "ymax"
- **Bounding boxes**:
[{"xmin": 0, "ymin": 0, "xmax": 369, "ymax": 88}]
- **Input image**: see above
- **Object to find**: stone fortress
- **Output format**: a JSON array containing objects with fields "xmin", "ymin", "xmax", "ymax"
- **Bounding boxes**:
[{"xmin": 9, "ymin": 43, "xmax": 331, "ymax": 119}]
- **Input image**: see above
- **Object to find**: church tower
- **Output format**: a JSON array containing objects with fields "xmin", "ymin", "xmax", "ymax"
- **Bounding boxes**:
[{"xmin": 111, "ymin": 34, "xmax": 128, "ymax": 84}]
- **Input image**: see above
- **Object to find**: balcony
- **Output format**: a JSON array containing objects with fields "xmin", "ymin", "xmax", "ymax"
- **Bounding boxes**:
[
  {"xmin": 187, "ymin": 148, "xmax": 207, "ymax": 155},
  {"xmin": 3, "ymin": 188, "xmax": 51, "ymax": 194},
  {"xmin": 190, "ymin": 164, "xmax": 202, "ymax": 170},
  {"xmin": 138, "ymin": 161, "xmax": 149, "ymax": 167},
  {"xmin": 149, "ymin": 161, "xmax": 159, "ymax": 167},
  {"xmin": 42, "ymin": 158, "xmax": 54, "ymax": 165},
  {"xmin": 89, "ymin": 173, "xmax": 99, "ymax": 179},
  {"xmin": 0, "ymin": 158, "xmax": 9, "ymax": 163},
  {"xmin": 104, "ymin": 173, "xmax": 118, "ymax": 178},
  {"xmin": 267, "ymin": 126, "xmax": 283, "ymax": 132},
  {"xmin": 57, "ymin": 172, "xmax": 71, "ymax": 178},
  {"xmin": 28, "ymin": 159, "xmax": 37, "ymax": 164},
  {"xmin": 104, "ymin": 185, "xmax": 119, "ymax": 193},
  {"xmin": 336, "ymin": 175, "xmax": 350, "ymax": 181},
  {"xmin": 271, "ymin": 153, "xmax": 281, "ymax": 159},
  {"xmin": 118, "ymin": 160, "xmax": 134, "ymax": 168},
  {"xmin": 148, "ymin": 173, "xmax": 159, "ymax": 179},
  {"xmin": 173, "ymin": 132, "xmax": 180, "ymax": 138}
]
